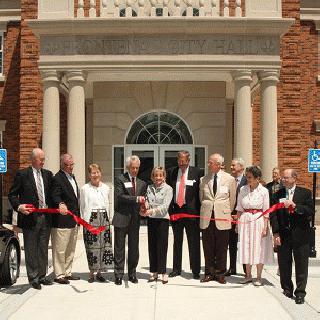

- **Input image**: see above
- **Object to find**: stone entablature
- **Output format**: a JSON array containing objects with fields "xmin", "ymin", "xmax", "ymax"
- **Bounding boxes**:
[{"xmin": 41, "ymin": 34, "xmax": 279, "ymax": 56}]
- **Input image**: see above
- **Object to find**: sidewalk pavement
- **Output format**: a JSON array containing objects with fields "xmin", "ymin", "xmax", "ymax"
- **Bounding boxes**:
[{"xmin": 0, "ymin": 226, "xmax": 319, "ymax": 320}]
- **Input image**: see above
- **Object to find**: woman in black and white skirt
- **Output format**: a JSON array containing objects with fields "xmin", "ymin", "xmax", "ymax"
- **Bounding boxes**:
[{"xmin": 80, "ymin": 164, "xmax": 114, "ymax": 283}]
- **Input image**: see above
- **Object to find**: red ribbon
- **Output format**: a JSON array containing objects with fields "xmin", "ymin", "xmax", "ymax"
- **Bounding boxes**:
[
  {"xmin": 170, "ymin": 203, "xmax": 294, "ymax": 224},
  {"xmin": 25, "ymin": 204, "xmax": 106, "ymax": 235}
]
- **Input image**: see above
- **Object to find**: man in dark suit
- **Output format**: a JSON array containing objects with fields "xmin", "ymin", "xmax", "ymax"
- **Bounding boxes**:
[
  {"xmin": 8, "ymin": 148, "xmax": 53, "ymax": 289},
  {"xmin": 166, "ymin": 150, "xmax": 201, "ymax": 279},
  {"xmin": 270, "ymin": 168, "xmax": 313, "ymax": 305},
  {"xmin": 51, "ymin": 153, "xmax": 80, "ymax": 284},
  {"xmin": 113, "ymin": 155, "xmax": 147, "ymax": 285},
  {"xmin": 226, "ymin": 157, "xmax": 247, "ymax": 276},
  {"xmin": 266, "ymin": 167, "xmax": 283, "ymax": 202}
]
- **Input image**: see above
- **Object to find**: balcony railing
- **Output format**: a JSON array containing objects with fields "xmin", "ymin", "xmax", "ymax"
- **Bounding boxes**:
[{"xmin": 75, "ymin": 0, "xmax": 245, "ymax": 18}]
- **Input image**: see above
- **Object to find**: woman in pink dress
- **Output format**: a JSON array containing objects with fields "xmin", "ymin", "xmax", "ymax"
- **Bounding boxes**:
[{"xmin": 236, "ymin": 166, "xmax": 274, "ymax": 286}]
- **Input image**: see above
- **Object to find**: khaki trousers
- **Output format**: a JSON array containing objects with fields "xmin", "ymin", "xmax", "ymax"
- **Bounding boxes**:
[{"xmin": 51, "ymin": 226, "xmax": 78, "ymax": 279}]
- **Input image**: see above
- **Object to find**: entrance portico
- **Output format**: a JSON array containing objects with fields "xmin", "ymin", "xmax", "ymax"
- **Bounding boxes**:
[{"xmin": 29, "ymin": 3, "xmax": 293, "ymax": 186}]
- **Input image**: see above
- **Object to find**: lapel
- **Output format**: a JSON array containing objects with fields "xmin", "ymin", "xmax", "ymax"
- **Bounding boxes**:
[
  {"xmin": 41, "ymin": 169, "xmax": 49, "ymax": 196},
  {"xmin": 292, "ymin": 186, "xmax": 299, "ymax": 203},
  {"xmin": 207, "ymin": 174, "xmax": 215, "ymax": 199},
  {"xmin": 124, "ymin": 172, "xmax": 134, "ymax": 195},
  {"xmin": 28, "ymin": 166, "xmax": 39, "ymax": 199},
  {"xmin": 60, "ymin": 170, "xmax": 78, "ymax": 200}
]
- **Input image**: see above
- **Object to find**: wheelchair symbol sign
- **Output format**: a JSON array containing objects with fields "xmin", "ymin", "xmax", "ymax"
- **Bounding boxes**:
[{"xmin": 308, "ymin": 149, "xmax": 320, "ymax": 172}]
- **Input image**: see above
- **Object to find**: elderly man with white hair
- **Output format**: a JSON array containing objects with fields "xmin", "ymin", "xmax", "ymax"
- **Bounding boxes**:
[
  {"xmin": 112, "ymin": 155, "xmax": 147, "ymax": 285},
  {"xmin": 199, "ymin": 153, "xmax": 236, "ymax": 284}
]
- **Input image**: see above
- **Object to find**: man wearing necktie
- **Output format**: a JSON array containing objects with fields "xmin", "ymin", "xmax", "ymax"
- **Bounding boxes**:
[
  {"xmin": 270, "ymin": 168, "xmax": 313, "ymax": 304},
  {"xmin": 51, "ymin": 154, "xmax": 81, "ymax": 284},
  {"xmin": 166, "ymin": 150, "xmax": 201, "ymax": 279},
  {"xmin": 226, "ymin": 157, "xmax": 247, "ymax": 276},
  {"xmin": 112, "ymin": 155, "xmax": 147, "ymax": 285},
  {"xmin": 8, "ymin": 148, "xmax": 53, "ymax": 289},
  {"xmin": 199, "ymin": 153, "xmax": 236, "ymax": 284}
]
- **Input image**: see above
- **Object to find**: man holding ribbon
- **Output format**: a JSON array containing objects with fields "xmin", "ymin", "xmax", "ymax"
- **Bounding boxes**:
[
  {"xmin": 270, "ymin": 168, "xmax": 313, "ymax": 304},
  {"xmin": 112, "ymin": 155, "xmax": 147, "ymax": 285},
  {"xmin": 8, "ymin": 148, "xmax": 53, "ymax": 289},
  {"xmin": 51, "ymin": 154, "xmax": 81, "ymax": 284},
  {"xmin": 166, "ymin": 150, "xmax": 201, "ymax": 279},
  {"xmin": 199, "ymin": 153, "xmax": 236, "ymax": 284}
]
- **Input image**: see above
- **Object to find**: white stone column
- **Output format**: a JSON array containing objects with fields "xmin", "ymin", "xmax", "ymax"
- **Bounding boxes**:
[
  {"xmin": 259, "ymin": 70, "xmax": 279, "ymax": 182},
  {"xmin": 233, "ymin": 70, "xmax": 253, "ymax": 166},
  {"xmin": 41, "ymin": 70, "xmax": 60, "ymax": 173},
  {"xmin": 66, "ymin": 71, "xmax": 86, "ymax": 187}
]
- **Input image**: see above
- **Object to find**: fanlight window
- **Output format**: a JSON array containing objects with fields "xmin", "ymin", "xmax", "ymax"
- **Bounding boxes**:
[{"xmin": 126, "ymin": 112, "xmax": 193, "ymax": 144}]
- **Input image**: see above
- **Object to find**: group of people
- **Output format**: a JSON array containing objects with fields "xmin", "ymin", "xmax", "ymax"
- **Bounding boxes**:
[{"xmin": 8, "ymin": 148, "xmax": 313, "ymax": 305}]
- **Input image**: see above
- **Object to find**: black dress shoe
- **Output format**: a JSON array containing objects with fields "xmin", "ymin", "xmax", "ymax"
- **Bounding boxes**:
[
  {"xmin": 225, "ymin": 268, "xmax": 237, "ymax": 276},
  {"xmin": 282, "ymin": 290, "xmax": 293, "ymax": 299},
  {"xmin": 129, "ymin": 276, "xmax": 138, "ymax": 284},
  {"xmin": 115, "ymin": 277, "xmax": 122, "ymax": 285},
  {"xmin": 295, "ymin": 296, "xmax": 305, "ymax": 304},
  {"xmin": 200, "ymin": 275, "xmax": 214, "ymax": 283},
  {"xmin": 169, "ymin": 271, "xmax": 181, "ymax": 278},
  {"xmin": 39, "ymin": 279, "xmax": 53, "ymax": 286},
  {"xmin": 96, "ymin": 274, "xmax": 106, "ymax": 282},
  {"xmin": 193, "ymin": 273, "xmax": 200, "ymax": 280},
  {"xmin": 54, "ymin": 278, "xmax": 70, "ymax": 284},
  {"xmin": 31, "ymin": 282, "xmax": 42, "ymax": 290},
  {"xmin": 65, "ymin": 275, "xmax": 80, "ymax": 280}
]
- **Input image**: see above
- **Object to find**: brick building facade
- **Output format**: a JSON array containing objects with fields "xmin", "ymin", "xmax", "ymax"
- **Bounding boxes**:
[{"xmin": 0, "ymin": 0, "xmax": 319, "ymax": 202}]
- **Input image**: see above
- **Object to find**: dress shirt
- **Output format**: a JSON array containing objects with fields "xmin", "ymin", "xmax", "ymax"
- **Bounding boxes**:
[
  {"xmin": 236, "ymin": 174, "xmax": 244, "ymax": 186},
  {"xmin": 212, "ymin": 169, "xmax": 223, "ymax": 194},
  {"xmin": 175, "ymin": 166, "xmax": 189, "ymax": 203},
  {"xmin": 32, "ymin": 167, "xmax": 46, "ymax": 206},
  {"xmin": 286, "ymin": 185, "xmax": 296, "ymax": 201},
  {"xmin": 63, "ymin": 171, "xmax": 78, "ymax": 197}
]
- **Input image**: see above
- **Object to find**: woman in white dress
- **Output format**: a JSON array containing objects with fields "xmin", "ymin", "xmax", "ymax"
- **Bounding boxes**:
[
  {"xmin": 236, "ymin": 166, "xmax": 274, "ymax": 286},
  {"xmin": 80, "ymin": 164, "xmax": 114, "ymax": 283}
]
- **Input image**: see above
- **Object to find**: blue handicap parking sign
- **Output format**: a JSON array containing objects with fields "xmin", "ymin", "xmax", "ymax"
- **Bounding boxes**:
[
  {"xmin": 0, "ymin": 149, "xmax": 7, "ymax": 173},
  {"xmin": 308, "ymin": 149, "xmax": 320, "ymax": 172}
]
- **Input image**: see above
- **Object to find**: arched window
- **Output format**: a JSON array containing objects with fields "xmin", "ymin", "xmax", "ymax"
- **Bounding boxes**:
[
  {"xmin": 126, "ymin": 112, "xmax": 193, "ymax": 144},
  {"xmin": 120, "ymin": 9, "xmax": 138, "ymax": 17}
]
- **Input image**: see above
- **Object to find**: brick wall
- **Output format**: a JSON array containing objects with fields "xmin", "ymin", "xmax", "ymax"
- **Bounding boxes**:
[{"xmin": 0, "ymin": 22, "xmax": 21, "ymax": 194}]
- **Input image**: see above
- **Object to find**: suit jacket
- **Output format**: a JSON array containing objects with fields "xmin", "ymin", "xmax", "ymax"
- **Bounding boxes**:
[
  {"xmin": 199, "ymin": 170, "xmax": 236, "ymax": 230},
  {"xmin": 51, "ymin": 170, "xmax": 80, "ymax": 229},
  {"xmin": 270, "ymin": 186, "xmax": 313, "ymax": 247},
  {"xmin": 8, "ymin": 166, "xmax": 53, "ymax": 229},
  {"xmin": 112, "ymin": 172, "xmax": 147, "ymax": 228},
  {"xmin": 166, "ymin": 166, "xmax": 201, "ymax": 215}
]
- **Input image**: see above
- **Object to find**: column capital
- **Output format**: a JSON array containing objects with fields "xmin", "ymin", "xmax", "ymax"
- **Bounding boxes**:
[
  {"xmin": 232, "ymin": 70, "xmax": 252, "ymax": 82},
  {"xmin": 66, "ymin": 70, "xmax": 87, "ymax": 84},
  {"xmin": 258, "ymin": 70, "xmax": 280, "ymax": 82},
  {"xmin": 40, "ymin": 70, "xmax": 60, "ymax": 83}
]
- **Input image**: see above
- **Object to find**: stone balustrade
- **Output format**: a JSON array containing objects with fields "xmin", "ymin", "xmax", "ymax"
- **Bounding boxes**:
[{"xmin": 75, "ymin": 0, "xmax": 244, "ymax": 18}]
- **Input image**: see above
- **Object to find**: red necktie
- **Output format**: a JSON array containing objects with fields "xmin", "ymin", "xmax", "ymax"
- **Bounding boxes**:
[
  {"xmin": 132, "ymin": 177, "xmax": 136, "ymax": 196},
  {"xmin": 177, "ymin": 170, "xmax": 185, "ymax": 208}
]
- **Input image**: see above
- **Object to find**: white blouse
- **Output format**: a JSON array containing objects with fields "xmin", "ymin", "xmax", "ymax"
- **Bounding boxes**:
[
  {"xmin": 80, "ymin": 182, "xmax": 113, "ymax": 222},
  {"xmin": 236, "ymin": 184, "xmax": 269, "ymax": 213}
]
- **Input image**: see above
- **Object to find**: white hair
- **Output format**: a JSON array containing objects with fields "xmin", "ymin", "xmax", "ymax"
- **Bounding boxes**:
[
  {"xmin": 211, "ymin": 153, "xmax": 224, "ymax": 165},
  {"xmin": 125, "ymin": 155, "xmax": 140, "ymax": 169},
  {"xmin": 30, "ymin": 148, "xmax": 44, "ymax": 160},
  {"xmin": 232, "ymin": 157, "xmax": 245, "ymax": 168}
]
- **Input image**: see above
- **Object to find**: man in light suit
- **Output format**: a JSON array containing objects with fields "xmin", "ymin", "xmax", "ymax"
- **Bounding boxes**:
[
  {"xmin": 199, "ymin": 153, "xmax": 236, "ymax": 284},
  {"xmin": 270, "ymin": 169, "xmax": 313, "ymax": 304},
  {"xmin": 226, "ymin": 157, "xmax": 247, "ymax": 276},
  {"xmin": 51, "ymin": 154, "xmax": 81, "ymax": 284},
  {"xmin": 8, "ymin": 148, "xmax": 53, "ymax": 289},
  {"xmin": 113, "ymin": 155, "xmax": 147, "ymax": 285},
  {"xmin": 167, "ymin": 150, "xmax": 201, "ymax": 279}
]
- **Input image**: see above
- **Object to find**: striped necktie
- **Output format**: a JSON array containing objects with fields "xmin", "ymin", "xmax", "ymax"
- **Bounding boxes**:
[{"xmin": 35, "ymin": 170, "xmax": 45, "ymax": 208}]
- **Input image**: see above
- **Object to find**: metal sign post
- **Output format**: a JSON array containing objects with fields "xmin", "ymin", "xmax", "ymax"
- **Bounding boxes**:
[{"xmin": 308, "ymin": 144, "xmax": 318, "ymax": 258}]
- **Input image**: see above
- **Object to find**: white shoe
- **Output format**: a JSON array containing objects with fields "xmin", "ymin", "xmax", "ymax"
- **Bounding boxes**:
[{"xmin": 253, "ymin": 279, "xmax": 263, "ymax": 286}]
